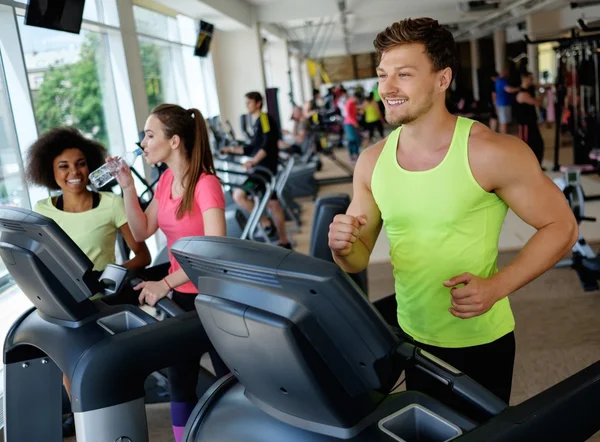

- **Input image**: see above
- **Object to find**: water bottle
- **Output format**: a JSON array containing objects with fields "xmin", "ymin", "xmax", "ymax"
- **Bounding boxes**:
[{"xmin": 89, "ymin": 147, "xmax": 143, "ymax": 189}]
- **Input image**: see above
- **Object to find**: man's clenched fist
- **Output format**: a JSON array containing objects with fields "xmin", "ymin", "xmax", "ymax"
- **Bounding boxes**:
[{"xmin": 328, "ymin": 214, "xmax": 367, "ymax": 257}]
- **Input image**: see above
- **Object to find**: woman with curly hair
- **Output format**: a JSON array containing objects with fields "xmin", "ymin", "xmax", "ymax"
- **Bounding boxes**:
[
  {"xmin": 25, "ymin": 127, "xmax": 151, "ymax": 276},
  {"xmin": 25, "ymin": 127, "xmax": 153, "ymax": 437}
]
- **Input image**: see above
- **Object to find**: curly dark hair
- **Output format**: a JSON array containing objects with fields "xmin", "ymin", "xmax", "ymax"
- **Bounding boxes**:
[{"xmin": 25, "ymin": 127, "xmax": 108, "ymax": 190}]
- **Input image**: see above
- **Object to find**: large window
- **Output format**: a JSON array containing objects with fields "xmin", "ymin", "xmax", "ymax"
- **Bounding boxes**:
[
  {"xmin": 17, "ymin": 17, "xmax": 125, "ymax": 153},
  {"xmin": 0, "ymin": 54, "xmax": 30, "ymax": 288},
  {"xmin": 134, "ymin": 6, "xmax": 220, "ymax": 118},
  {"xmin": 139, "ymin": 37, "xmax": 178, "ymax": 110}
]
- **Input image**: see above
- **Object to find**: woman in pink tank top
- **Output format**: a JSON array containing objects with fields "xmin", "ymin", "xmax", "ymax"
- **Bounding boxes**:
[{"xmin": 112, "ymin": 103, "xmax": 227, "ymax": 442}]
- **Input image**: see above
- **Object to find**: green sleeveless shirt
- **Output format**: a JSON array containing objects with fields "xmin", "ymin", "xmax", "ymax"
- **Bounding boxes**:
[{"xmin": 371, "ymin": 117, "xmax": 515, "ymax": 348}]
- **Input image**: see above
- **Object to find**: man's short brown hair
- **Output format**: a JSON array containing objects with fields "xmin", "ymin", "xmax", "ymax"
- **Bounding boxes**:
[
  {"xmin": 245, "ymin": 91, "xmax": 263, "ymax": 107},
  {"xmin": 374, "ymin": 17, "xmax": 458, "ymax": 81}
]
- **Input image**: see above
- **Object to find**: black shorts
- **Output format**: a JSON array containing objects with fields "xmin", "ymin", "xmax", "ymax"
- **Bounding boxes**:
[{"xmin": 242, "ymin": 176, "xmax": 278, "ymax": 200}]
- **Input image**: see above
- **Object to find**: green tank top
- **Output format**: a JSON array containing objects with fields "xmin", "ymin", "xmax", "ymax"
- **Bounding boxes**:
[
  {"xmin": 371, "ymin": 117, "xmax": 515, "ymax": 348},
  {"xmin": 364, "ymin": 103, "xmax": 380, "ymax": 123}
]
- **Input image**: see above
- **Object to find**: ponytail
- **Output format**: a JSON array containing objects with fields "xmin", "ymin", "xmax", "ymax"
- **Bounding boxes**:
[
  {"xmin": 150, "ymin": 104, "xmax": 216, "ymax": 220},
  {"xmin": 177, "ymin": 108, "xmax": 215, "ymax": 219}
]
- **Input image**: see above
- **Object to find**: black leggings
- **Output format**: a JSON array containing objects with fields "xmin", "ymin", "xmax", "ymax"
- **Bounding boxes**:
[
  {"xmin": 365, "ymin": 121, "xmax": 384, "ymax": 139},
  {"xmin": 167, "ymin": 290, "xmax": 230, "ymax": 402},
  {"xmin": 373, "ymin": 295, "xmax": 516, "ymax": 423},
  {"xmin": 518, "ymin": 123, "xmax": 545, "ymax": 165}
]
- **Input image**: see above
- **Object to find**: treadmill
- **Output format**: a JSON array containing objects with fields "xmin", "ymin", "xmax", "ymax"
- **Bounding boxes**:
[
  {"xmin": 1, "ymin": 209, "xmax": 600, "ymax": 442},
  {"xmin": 170, "ymin": 236, "xmax": 600, "ymax": 442},
  {"xmin": 0, "ymin": 208, "xmax": 214, "ymax": 442}
]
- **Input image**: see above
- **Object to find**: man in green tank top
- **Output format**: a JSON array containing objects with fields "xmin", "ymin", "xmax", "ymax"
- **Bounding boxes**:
[{"xmin": 328, "ymin": 18, "xmax": 578, "ymax": 419}]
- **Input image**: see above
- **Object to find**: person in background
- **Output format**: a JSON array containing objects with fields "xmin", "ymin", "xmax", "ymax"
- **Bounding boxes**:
[
  {"xmin": 344, "ymin": 90, "xmax": 361, "ymax": 162},
  {"xmin": 541, "ymin": 71, "xmax": 555, "ymax": 129},
  {"xmin": 373, "ymin": 81, "xmax": 385, "ymax": 117},
  {"xmin": 495, "ymin": 67, "xmax": 520, "ymax": 133},
  {"xmin": 313, "ymin": 89, "xmax": 325, "ymax": 108},
  {"xmin": 362, "ymin": 92, "xmax": 385, "ymax": 143},
  {"xmin": 515, "ymin": 72, "xmax": 545, "ymax": 166},
  {"xmin": 114, "ymin": 103, "xmax": 229, "ymax": 442},
  {"xmin": 337, "ymin": 87, "xmax": 348, "ymax": 120},
  {"xmin": 488, "ymin": 72, "xmax": 499, "ymax": 132},
  {"xmin": 280, "ymin": 105, "xmax": 307, "ymax": 155},
  {"xmin": 222, "ymin": 91, "xmax": 292, "ymax": 249}
]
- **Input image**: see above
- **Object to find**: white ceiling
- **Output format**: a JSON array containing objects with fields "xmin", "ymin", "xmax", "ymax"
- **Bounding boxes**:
[
  {"xmin": 156, "ymin": 0, "xmax": 591, "ymax": 56},
  {"xmin": 249, "ymin": 0, "xmax": 571, "ymax": 56}
]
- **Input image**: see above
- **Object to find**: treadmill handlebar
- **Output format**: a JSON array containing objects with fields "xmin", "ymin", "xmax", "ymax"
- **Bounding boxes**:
[
  {"xmin": 395, "ymin": 342, "xmax": 508, "ymax": 417},
  {"xmin": 215, "ymin": 168, "xmax": 270, "ymax": 183},
  {"xmin": 156, "ymin": 297, "xmax": 187, "ymax": 317},
  {"xmin": 128, "ymin": 276, "xmax": 186, "ymax": 317}
]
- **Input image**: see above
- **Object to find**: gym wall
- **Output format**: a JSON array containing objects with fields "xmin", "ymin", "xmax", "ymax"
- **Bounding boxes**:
[{"xmin": 321, "ymin": 52, "xmax": 378, "ymax": 83}]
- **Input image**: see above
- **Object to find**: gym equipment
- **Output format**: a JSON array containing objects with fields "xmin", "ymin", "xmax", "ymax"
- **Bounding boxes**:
[
  {"xmin": 215, "ymin": 165, "xmax": 272, "ymax": 242},
  {"xmin": 216, "ymin": 155, "xmax": 299, "ymax": 244},
  {"xmin": 215, "ymin": 159, "xmax": 279, "ymax": 243},
  {"xmin": 310, "ymin": 193, "xmax": 368, "ymax": 294},
  {"xmin": 526, "ymin": 28, "xmax": 600, "ymax": 201},
  {"xmin": 553, "ymin": 168, "xmax": 600, "ymax": 291},
  {"xmin": 207, "ymin": 116, "xmax": 241, "ymax": 152},
  {"xmin": 285, "ymin": 115, "xmax": 353, "ymax": 199},
  {"xmin": 276, "ymin": 156, "xmax": 303, "ymax": 231},
  {"xmin": 286, "ymin": 161, "xmax": 319, "ymax": 199},
  {"xmin": 170, "ymin": 236, "xmax": 600, "ymax": 442},
  {"xmin": 0, "ymin": 207, "xmax": 216, "ymax": 442},
  {"xmin": 308, "ymin": 123, "xmax": 355, "ymax": 187},
  {"xmin": 4, "ymin": 207, "xmax": 600, "ymax": 442}
]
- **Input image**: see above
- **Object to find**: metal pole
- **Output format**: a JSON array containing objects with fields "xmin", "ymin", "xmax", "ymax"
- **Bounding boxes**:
[
  {"xmin": 579, "ymin": 45, "xmax": 585, "ymax": 120},
  {"xmin": 553, "ymin": 49, "xmax": 563, "ymax": 171},
  {"xmin": 593, "ymin": 41, "xmax": 600, "ymax": 126},
  {"xmin": 571, "ymin": 50, "xmax": 578, "ymax": 131}
]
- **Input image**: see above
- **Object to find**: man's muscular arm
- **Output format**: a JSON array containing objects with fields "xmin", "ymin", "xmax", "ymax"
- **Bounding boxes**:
[
  {"xmin": 445, "ymin": 125, "xmax": 578, "ymax": 319},
  {"xmin": 329, "ymin": 143, "xmax": 384, "ymax": 273}
]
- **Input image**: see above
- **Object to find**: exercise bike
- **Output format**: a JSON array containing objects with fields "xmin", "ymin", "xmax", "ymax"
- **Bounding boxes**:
[{"xmin": 553, "ymin": 167, "xmax": 600, "ymax": 290}]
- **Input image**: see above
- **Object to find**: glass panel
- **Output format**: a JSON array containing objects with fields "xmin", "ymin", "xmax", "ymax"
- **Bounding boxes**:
[
  {"xmin": 0, "ymin": 53, "xmax": 30, "ymax": 287},
  {"xmin": 177, "ymin": 15, "xmax": 198, "ymax": 47},
  {"xmin": 200, "ymin": 54, "xmax": 220, "ymax": 118},
  {"xmin": 133, "ymin": 5, "xmax": 179, "ymax": 42},
  {"xmin": 97, "ymin": 0, "xmax": 120, "ymax": 28},
  {"xmin": 83, "ymin": 0, "xmax": 99, "ymax": 22},
  {"xmin": 181, "ymin": 47, "xmax": 207, "ymax": 116},
  {"xmin": 138, "ymin": 37, "xmax": 178, "ymax": 111},
  {"xmin": 18, "ymin": 16, "xmax": 124, "ymax": 154}
]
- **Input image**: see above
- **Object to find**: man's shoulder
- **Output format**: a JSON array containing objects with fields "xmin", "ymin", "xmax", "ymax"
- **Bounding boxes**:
[
  {"xmin": 468, "ymin": 122, "xmax": 539, "ymax": 188},
  {"xmin": 469, "ymin": 122, "xmax": 523, "ymax": 155},
  {"xmin": 355, "ymin": 137, "xmax": 388, "ymax": 188},
  {"xmin": 258, "ymin": 112, "xmax": 278, "ymax": 135}
]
